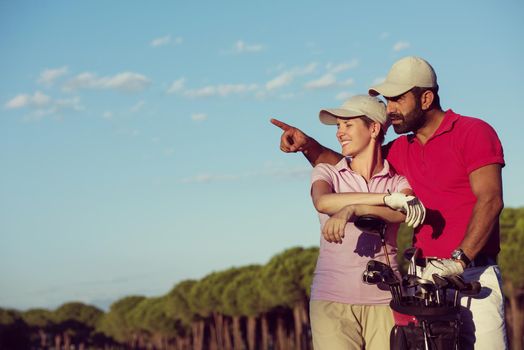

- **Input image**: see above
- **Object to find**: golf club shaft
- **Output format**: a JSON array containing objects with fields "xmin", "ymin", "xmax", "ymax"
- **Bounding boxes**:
[
  {"xmin": 380, "ymin": 226, "xmax": 392, "ymax": 268},
  {"xmin": 381, "ymin": 238, "xmax": 391, "ymax": 267}
]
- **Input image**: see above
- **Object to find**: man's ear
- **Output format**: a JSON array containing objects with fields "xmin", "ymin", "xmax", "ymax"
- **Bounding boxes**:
[{"xmin": 421, "ymin": 90, "xmax": 434, "ymax": 111}]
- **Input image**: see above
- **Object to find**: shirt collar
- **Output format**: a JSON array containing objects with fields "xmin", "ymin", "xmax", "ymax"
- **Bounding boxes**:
[
  {"xmin": 432, "ymin": 109, "xmax": 459, "ymax": 138},
  {"xmin": 335, "ymin": 157, "xmax": 395, "ymax": 178},
  {"xmin": 407, "ymin": 109, "xmax": 459, "ymax": 143}
]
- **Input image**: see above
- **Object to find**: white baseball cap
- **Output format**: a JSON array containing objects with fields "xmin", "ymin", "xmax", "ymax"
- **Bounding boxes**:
[
  {"xmin": 369, "ymin": 56, "xmax": 437, "ymax": 98},
  {"xmin": 319, "ymin": 95, "xmax": 389, "ymax": 131}
]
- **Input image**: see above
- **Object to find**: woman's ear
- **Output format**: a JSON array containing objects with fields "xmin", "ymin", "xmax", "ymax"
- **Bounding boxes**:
[{"xmin": 371, "ymin": 122, "xmax": 381, "ymax": 139}]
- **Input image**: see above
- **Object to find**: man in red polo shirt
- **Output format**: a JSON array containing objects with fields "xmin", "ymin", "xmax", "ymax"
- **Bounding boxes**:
[{"xmin": 271, "ymin": 56, "xmax": 507, "ymax": 349}]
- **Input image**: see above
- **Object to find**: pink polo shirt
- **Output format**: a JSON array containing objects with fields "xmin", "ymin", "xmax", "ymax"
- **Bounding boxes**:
[
  {"xmin": 384, "ymin": 110, "xmax": 505, "ymax": 258},
  {"xmin": 310, "ymin": 158, "xmax": 410, "ymax": 305}
]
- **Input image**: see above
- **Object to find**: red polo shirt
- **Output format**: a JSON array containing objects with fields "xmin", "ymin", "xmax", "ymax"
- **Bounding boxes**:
[{"xmin": 384, "ymin": 110, "xmax": 505, "ymax": 258}]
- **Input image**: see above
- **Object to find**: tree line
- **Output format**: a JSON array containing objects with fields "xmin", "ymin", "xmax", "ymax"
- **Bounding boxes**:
[{"xmin": 1, "ymin": 208, "xmax": 523, "ymax": 350}]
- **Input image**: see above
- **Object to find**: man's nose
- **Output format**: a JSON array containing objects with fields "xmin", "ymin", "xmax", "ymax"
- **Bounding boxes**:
[{"xmin": 386, "ymin": 102, "xmax": 396, "ymax": 115}]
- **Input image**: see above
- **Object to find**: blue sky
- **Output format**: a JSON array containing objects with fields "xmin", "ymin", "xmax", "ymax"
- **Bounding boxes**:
[{"xmin": 1, "ymin": 1, "xmax": 523, "ymax": 311}]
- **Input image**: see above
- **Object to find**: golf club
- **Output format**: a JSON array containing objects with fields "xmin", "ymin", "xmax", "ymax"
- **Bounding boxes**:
[
  {"xmin": 355, "ymin": 216, "xmax": 391, "ymax": 267},
  {"xmin": 403, "ymin": 247, "xmax": 421, "ymax": 277}
]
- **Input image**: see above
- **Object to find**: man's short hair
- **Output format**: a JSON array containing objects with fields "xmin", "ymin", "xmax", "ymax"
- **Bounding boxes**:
[{"xmin": 410, "ymin": 86, "xmax": 441, "ymax": 110}]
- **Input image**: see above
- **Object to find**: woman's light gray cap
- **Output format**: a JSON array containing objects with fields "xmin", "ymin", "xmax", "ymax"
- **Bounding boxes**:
[{"xmin": 319, "ymin": 95, "xmax": 389, "ymax": 131}]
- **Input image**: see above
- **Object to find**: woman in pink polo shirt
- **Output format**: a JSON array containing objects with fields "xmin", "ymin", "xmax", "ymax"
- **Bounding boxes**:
[{"xmin": 309, "ymin": 95, "xmax": 424, "ymax": 350}]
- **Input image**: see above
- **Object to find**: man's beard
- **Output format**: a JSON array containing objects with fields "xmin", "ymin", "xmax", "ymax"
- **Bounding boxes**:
[{"xmin": 389, "ymin": 104, "xmax": 426, "ymax": 134}]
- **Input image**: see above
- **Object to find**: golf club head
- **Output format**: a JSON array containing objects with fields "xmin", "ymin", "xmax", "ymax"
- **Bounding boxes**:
[
  {"xmin": 418, "ymin": 282, "xmax": 436, "ymax": 293},
  {"xmin": 401, "ymin": 274, "xmax": 433, "ymax": 288},
  {"xmin": 461, "ymin": 281, "xmax": 481, "ymax": 296},
  {"xmin": 354, "ymin": 216, "xmax": 386, "ymax": 237},
  {"xmin": 445, "ymin": 275, "xmax": 467, "ymax": 290},
  {"xmin": 402, "ymin": 274, "xmax": 419, "ymax": 288},
  {"xmin": 366, "ymin": 259, "xmax": 390, "ymax": 273},
  {"xmin": 380, "ymin": 269, "xmax": 400, "ymax": 285},
  {"xmin": 403, "ymin": 247, "xmax": 420, "ymax": 276},
  {"xmin": 432, "ymin": 274, "xmax": 450, "ymax": 288},
  {"xmin": 362, "ymin": 270, "xmax": 382, "ymax": 285}
]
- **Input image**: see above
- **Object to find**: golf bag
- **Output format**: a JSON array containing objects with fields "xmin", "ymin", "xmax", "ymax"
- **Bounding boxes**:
[
  {"xmin": 357, "ymin": 216, "xmax": 481, "ymax": 350},
  {"xmin": 389, "ymin": 296, "xmax": 460, "ymax": 350}
]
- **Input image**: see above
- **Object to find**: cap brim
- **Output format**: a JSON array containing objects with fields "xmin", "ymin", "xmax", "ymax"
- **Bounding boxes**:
[
  {"xmin": 319, "ymin": 108, "xmax": 363, "ymax": 125},
  {"xmin": 368, "ymin": 82, "xmax": 414, "ymax": 98}
]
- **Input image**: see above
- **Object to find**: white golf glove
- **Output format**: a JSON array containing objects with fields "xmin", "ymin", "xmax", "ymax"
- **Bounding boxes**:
[
  {"xmin": 383, "ymin": 192, "xmax": 426, "ymax": 228},
  {"xmin": 421, "ymin": 259, "xmax": 464, "ymax": 280}
]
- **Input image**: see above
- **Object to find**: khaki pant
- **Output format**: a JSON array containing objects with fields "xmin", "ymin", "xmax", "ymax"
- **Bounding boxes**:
[{"xmin": 310, "ymin": 300, "xmax": 394, "ymax": 350}]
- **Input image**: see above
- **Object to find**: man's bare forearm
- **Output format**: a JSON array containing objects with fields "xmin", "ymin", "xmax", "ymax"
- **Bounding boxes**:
[
  {"xmin": 303, "ymin": 137, "xmax": 343, "ymax": 167},
  {"xmin": 460, "ymin": 196, "xmax": 503, "ymax": 260},
  {"xmin": 459, "ymin": 164, "xmax": 504, "ymax": 260}
]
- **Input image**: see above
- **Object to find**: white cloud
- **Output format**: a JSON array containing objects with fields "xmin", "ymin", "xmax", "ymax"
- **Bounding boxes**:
[
  {"xmin": 54, "ymin": 96, "xmax": 83, "ymax": 112},
  {"xmin": 380, "ymin": 32, "xmax": 390, "ymax": 40},
  {"xmin": 305, "ymin": 41, "xmax": 323, "ymax": 55},
  {"xmin": 185, "ymin": 86, "xmax": 216, "ymax": 98},
  {"xmin": 63, "ymin": 72, "xmax": 98, "ymax": 91},
  {"xmin": 22, "ymin": 110, "xmax": 53, "ymax": 122},
  {"xmin": 167, "ymin": 78, "xmax": 186, "ymax": 94},
  {"xmin": 6, "ymin": 92, "xmax": 84, "ymax": 122},
  {"xmin": 191, "ymin": 113, "xmax": 207, "ymax": 122},
  {"xmin": 150, "ymin": 35, "xmax": 183, "ymax": 47},
  {"xmin": 339, "ymin": 78, "xmax": 355, "ymax": 87},
  {"xmin": 215, "ymin": 84, "xmax": 258, "ymax": 96},
  {"xmin": 179, "ymin": 165, "xmax": 310, "ymax": 184},
  {"xmin": 233, "ymin": 40, "xmax": 264, "ymax": 53},
  {"xmin": 267, "ymin": 63, "xmax": 286, "ymax": 74},
  {"xmin": 393, "ymin": 41, "xmax": 410, "ymax": 52},
  {"xmin": 150, "ymin": 35, "xmax": 171, "ymax": 47},
  {"xmin": 297, "ymin": 63, "xmax": 318, "ymax": 75},
  {"xmin": 5, "ymin": 94, "xmax": 30, "ymax": 109},
  {"xmin": 265, "ymin": 62, "xmax": 317, "ymax": 91},
  {"xmin": 164, "ymin": 148, "xmax": 175, "ymax": 156},
  {"xmin": 130, "ymin": 100, "xmax": 145, "ymax": 112},
  {"xmin": 169, "ymin": 62, "xmax": 317, "ymax": 99},
  {"xmin": 265, "ymin": 166, "xmax": 311, "ymax": 179},
  {"xmin": 266, "ymin": 72, "xmax": 294, "ymax": 90},
  {"xmin": 184, "ymin": 83, "xmax": 258, "ymax": 98},
  {"xmin": 294, "ymin": 61, "xmax": 358, "ymax": 91},
  {"xmin": 372, "ymin": 77, "xmax": 385, "ymax": 85},
  {"xmin": 5, "ymin": 91, "xmax": 51, "ymax": 109},
  {"xmin": 265, "ymin": 63, "xmax": 317, "ymax": 91},
  {"xmin": 33, "ymin": 91, "xmax": 52, "ymax": 106},
  {"xmin": 180, "ymin": 173, "xmax": 239, "ymax": 184},
  {"xmin": 326, "ymin": 59, "xmax": 359, "ymax": 73},
  {"xmin": 279, "ymin": 92, "xmax": 297, "ymax": 100},
  {"xmin": 116, "ymin": 128, "xmax": 140, "ymax": 137},
  {"xmin": 306, "ymin": 41, "xmax": 317, "ymax": 48},
  {"xmin": 37, "ymin": 66, "xmax": 69, "ymax": 86},
  {"xmin": 63, "ymin": 72, "xmax": 151, "ymax": 92},
  {"xmin": 255, "ymin": 90, "xmax": 268, "ymax": 100},
  {"xmin": 103, "ymin": 72, "xmax": 151, "ymax": 92},
  {"xmin": 305, "ymin": 74, "xmax": 354, "ymax": 90},
  {"xmin": 103, "ymin": 111, "xmax": 113, "ymax": 119},
  {"xmin": 335, "ymin": 91, "xmax": 354, "ymax": 101},
  {"xmin": 164, "ymin": 60, "xmax": 355, "ymax": 99},
  {"xmin": 305, "ymin": 73, "xmax": 337, "ymax": 89}
]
